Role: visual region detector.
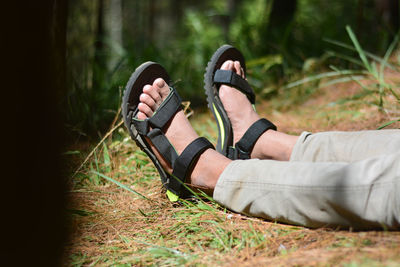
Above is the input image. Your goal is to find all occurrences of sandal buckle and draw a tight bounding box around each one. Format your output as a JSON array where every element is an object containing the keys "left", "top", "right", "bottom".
[{"left": 235, "top": 144, "right": 250, "bottom": 160}]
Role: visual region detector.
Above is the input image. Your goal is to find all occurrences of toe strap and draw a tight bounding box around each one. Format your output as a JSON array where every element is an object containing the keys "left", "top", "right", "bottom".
[
  {"left": 169, "top": 137, "right": 214, "bottom": 196},
  {"left": 149, "top": 87, "right": 182, "bottom": 129},
  {"left": 229, "top": 118, "right": 277, "bottom": 160},
  {"left": 132, "top": 87, "right": 182, "bottom": 135},
  {"left": 214, "top": 69, "right": 255, "bottom": 104}
]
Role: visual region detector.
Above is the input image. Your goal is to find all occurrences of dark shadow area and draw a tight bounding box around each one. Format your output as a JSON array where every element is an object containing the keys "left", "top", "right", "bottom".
[{"left": 1, "top": 1, "right": 67, "bottom": 266}]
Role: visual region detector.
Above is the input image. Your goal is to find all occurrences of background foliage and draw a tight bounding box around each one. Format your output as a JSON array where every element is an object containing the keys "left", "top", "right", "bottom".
[{"left": 66, "top": 0, "right": 399, "bottom": 137}]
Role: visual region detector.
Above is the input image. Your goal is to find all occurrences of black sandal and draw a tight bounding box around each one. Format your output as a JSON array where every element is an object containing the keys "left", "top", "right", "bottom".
[
  {"left": 204, "top": 45, "right": 277, "bottom": 160},
  {"left": 122, "top": 62, "right": 214, "bottom": 201}
]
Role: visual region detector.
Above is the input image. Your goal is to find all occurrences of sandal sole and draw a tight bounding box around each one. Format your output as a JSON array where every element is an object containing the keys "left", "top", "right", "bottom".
[
  {"left": 122, "top": 62, "right": 178, "bottom": 199},
  {"left": 203, "top": 45, "right": 247, "bottom": 157}
]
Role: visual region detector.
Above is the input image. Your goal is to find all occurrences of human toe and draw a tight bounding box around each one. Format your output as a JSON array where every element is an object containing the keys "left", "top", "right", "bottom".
[
  {"left": 221, "top": 60, "right": 234, "bottom": 71},
  {"left": 234, "top": 61, "right": 244, "bottom": 78},
  {"left": 137, "top": 111, "right": 147, "bottom": 120},
  {"left": 153, "top": 78, "right": 170, "bottom": 99},
  {"left": 138, "top": 102, "right": 153, "bottom": 118},
  {"left": 143, "top": 84, "right": 162, "bottom": 106}
]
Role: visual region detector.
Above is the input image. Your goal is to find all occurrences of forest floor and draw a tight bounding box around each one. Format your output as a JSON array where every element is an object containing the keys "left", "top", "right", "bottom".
[{"left": 63, "top": 66, "right": 400, "bottom": 266}]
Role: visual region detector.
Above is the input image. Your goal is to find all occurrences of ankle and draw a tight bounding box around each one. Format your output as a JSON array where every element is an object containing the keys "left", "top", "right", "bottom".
[
  {"left": 251, "top": 131, "right": 298, "bottom": 161},
  {"left": 190, "top": 149, "right": 231, "bottom": 191}
]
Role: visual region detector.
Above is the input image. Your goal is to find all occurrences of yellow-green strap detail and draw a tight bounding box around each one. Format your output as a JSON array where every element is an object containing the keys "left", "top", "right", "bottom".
[
  {"left": 166, "top": 190, "right": 179, "bottom": 202},
  {"left": 213, "top": 103, "right": 225, "bottom": 147}
]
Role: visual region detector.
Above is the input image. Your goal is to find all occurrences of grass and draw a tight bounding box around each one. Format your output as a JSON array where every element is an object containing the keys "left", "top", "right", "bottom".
[
  {"left": 283, "top": 26, "right": 400, "bottom": 130},
  {"left": 64, "top": 39, "right": 400, "bottom": 266},
  {"left": 65, "top": 87, "right": 400, "bottom": 266}
]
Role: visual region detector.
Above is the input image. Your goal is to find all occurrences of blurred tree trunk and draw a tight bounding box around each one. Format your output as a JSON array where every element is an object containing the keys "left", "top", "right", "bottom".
[
  {"left": 160, "top": 0, "right": 184, "bottom": 47},
  {"left": 262, "top": 0, "right": 297, "bottom": 55},
  {"left": 66, "top": 0, "right": 99, "bottom": 134},
  {"left": 375, "top": 0, "right": 399, "bottom": 34},
  {"left": 148, "top": 0, "right": 156, "bottom": 43},
  {"left": 172, "top": 0, "right": 183, "bottom": 25},
  {"left": 122, "top": 0, "right": 153, "bottom": 54},
  {"left": 93, "top": 0, "right": 106, "bottom": 91},
  {"left": 106, "top": 0, "right": 123, "bottom": 71},
  {"left": 122, "top": 0, "right": 186, "bottom": 51},
  {"left": 51, "top": 0, "right": 68, "bottom": 101},
  {"left": 223, "top": 0, "right": 242, "bottom": 42},
  {"left": 90, "top": 0, "right": 106, "bottom": 130},
  {"left": 356, "top": 0, "right": 365, "bottom": 36}
]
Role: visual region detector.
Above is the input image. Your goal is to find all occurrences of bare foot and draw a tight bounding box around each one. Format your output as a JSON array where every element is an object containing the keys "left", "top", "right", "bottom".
[
  {"left": 218, "top": 61, "right": 298, "bottom": 160},
  {"left": 137, "top": 78, "right": 230, "bottom": 191},
  {"left": 219, "top": 60, "right": 260, "bottom": 146}
]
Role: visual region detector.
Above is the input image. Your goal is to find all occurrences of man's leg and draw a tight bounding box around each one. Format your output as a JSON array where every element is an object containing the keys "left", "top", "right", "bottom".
[
  {"left": 219, "top": 60, "right": 400, "bottom": 162},
  {"left": 290, "top": 130, "right": 400, "bottom": 162},
  {"left": 214, "top": 152, "right": 400, "bottom": 230}
]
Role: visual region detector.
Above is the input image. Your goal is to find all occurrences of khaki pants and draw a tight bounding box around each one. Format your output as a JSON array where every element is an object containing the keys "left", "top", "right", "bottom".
[{"left": 213, "top": 130, "right": 400, "bottom": 229}]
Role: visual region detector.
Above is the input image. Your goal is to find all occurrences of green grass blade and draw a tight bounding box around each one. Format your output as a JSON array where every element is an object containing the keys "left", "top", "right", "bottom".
[
  {"left": 135, "top": 239, "right": 190, "bottom": 259},
  {"left": 333, "top": 90, "right": 375, "bottom": 105},
  {"left": 67, "top": 208, "right": 95, "bottom": 216},
  {"left": 319, "top": 75, "right": 364, "bottom": 88},
  {"left": 284, "top": 70, "right": 367, "bottom": 89},
  {"left": 324, "top": 38, "right": 398, "bottom": 71},
  {"left": 92, "top": 150, "right": 101, "bottom": 184},
  {"left": 326, "top": 50, "right": 364, "bottom": 67},
  {"left": 93, "top": 149, "right": 100, "bottom": 173},
  {"left": 102, "top": 142, "right": 111, "bottom": 172},
  {"left": 329, "top": 65, "right": 373, "bottom": 93},
  {"left": 346, "top": 25, "right": 371, "bottom": 72},
  {"left": 89, "top": 162, "right": 100, "bottom": 185},
  {"left": 389, "top": 87, "right": 400, "bottom": 102},
  {"left": 381, "top": 34, "right": 399, "bottom": 68},
  {"left": 92, "top": 171, "right": 150, "bottom": 200},
  {"left": 379, "top": 33, "right": 399, "bottom": 86},
  {"left": 370, "top": 62, "right": 379, "bottom": 78},
  {"left": 377, "top": 119, "right": 400, "bottom": 130}
]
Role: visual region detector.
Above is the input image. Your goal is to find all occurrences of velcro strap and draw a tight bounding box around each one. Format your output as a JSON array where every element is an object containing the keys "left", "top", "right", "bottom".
[
  {"left": 227, "top": 146, "right": 236, "bottom": 160},
  {"left": 170, "top": 137, "right": 214, "bottom": 193},
  {"left": 235, "top": 118, "right": 277, "bottom": 159},
  {"left": 149, "top": 87, "right": 182, "bottom": 129},
  {"left": 214, "top": 69, "right": 255, "bottom": 104},
  {"left": 147, "top": 128, "right": 178, "bottom": 166},
  {"left": 132, "top": 116, "right": 150, "bottom": 135}
]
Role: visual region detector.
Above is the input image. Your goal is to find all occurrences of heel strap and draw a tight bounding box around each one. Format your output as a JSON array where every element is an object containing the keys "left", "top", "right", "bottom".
[
  {"left": 228, "top": 118, "right": 276, "bottom": 160},
  {"left": 169, "top": 137, "right": 214, "bottom": 196}
]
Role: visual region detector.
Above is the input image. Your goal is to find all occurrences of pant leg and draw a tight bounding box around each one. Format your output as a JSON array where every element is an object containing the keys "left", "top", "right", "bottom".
[
  {"left": 213, "top": 152, "right": 400, "bottom": 230},
  {"left": 291, "top": 130, "right": 400, "bottom": 162}
]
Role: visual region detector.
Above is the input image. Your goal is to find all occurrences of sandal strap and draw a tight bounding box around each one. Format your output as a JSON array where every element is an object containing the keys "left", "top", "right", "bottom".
[
  {"left": 132, "top": 87, "right": 182, "bottom": 135},
  {"left": 130, "top": 84, "right": 214, "bottom": 195},
  {"left": 229, "top": 118, "right": 277, "bottom": 159},
  {"left": 149, "top": 87, "right": 182, "bottom": 129},
  {"left": 170, "top": 137, "right": 214, "bottom": 195},
  {"left": 213, "top": 69, "right": 255, "bottom": 104},
  {"left": 147, "top": 128, "right": 178, "bottom": 166}
]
